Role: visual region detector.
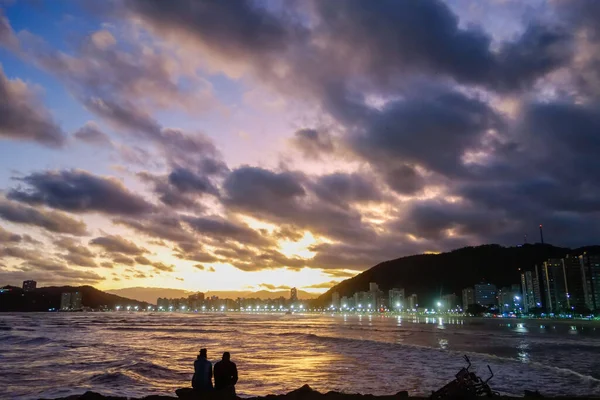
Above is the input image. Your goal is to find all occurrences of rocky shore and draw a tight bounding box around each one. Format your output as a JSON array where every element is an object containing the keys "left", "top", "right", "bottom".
[{"left": 41, "top": 384, "right": 598, "bottom": 400}]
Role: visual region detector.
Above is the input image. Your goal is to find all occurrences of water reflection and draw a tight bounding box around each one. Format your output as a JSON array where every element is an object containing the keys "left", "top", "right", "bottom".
[{"left": 517, "top": 342, "right": 530, "bottom": 362}]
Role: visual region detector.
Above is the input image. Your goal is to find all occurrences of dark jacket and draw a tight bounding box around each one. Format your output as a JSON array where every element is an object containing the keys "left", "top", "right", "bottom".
[
  {"left": 213, "top": 359, "right": 238, "bottom": 390},
  {"left": 192, "top": 356, "right": 213, "bottom": 390}
]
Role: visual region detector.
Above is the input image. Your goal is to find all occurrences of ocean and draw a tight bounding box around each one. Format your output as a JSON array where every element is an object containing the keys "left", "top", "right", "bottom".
[{"left": 1, "top": 313, "right": 600, "bottom": 399}]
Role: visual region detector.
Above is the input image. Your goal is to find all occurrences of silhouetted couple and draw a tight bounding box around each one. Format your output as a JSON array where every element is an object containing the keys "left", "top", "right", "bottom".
[{"left": 192, "top": 349, "right": 238, "bottom": 398}]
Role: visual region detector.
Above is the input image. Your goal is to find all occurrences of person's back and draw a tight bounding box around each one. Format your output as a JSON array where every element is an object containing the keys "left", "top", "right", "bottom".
[
  {"left": 214, "top": 352, "right": 238, "bottom": 396},
  {"left": 192, "top": 348, "right": 213, "bottom": 391}
]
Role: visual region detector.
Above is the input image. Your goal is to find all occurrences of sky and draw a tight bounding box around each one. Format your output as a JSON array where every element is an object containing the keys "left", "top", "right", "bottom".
[{"left": 0, "top": 0, "right": 599, "bottom": 294}]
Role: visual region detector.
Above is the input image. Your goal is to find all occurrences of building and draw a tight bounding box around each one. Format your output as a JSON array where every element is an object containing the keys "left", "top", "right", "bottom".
[
  {"left": 563, "top": 255, "right": 588, "bottom": 310},
  {"left": 157, "top": 297, "right": 169, "bottom": 310},
  {"left": 497, "top": 286, "right": 522, "bottom": 314},
  {"left": 340, "top": 296, "right": 351, "bottom": 309},
  {"left": 441, "top": 293, "right": 459, "bottom": 311},
  {"left": 462, "top": 287, "right": 475, "bottom": 308},
  {"left": 22, "top": 280, "right": 36, "bottom": 291},
  {"left": 474, "top": 283, "right": 497, "bottom": 307},
  {"left": 521, "top": 271, "right": 541, "bottom": 313},
  {"left": 60, "top": 293, "right": 72, "bottom": 310},
  {"left": 407, "top": 294, "right": 418, "bottom": 310},
  {"left": 331, "top": 292, "right": 340, "bottom": 309},
  {"left": 542, "top": 256, "right": 595, "bottom": 313},
  {"left": 354, "top": 291, "right": 368, "bottom": 309},
  {"left": 389, "top": 288, "right": 405, "bottom": 310},
  {"left": 542, "top": 259, "right": 569, "bottom": 313},
  {"left": 71, "top": 292, "right": 82, "bottom": 310},
  {"left": 582, "top": 254, "right": 600, "bottom": 310},
  {"left": 290, "top": 287, "right": 298, "bottom": 303},
  {"left": 369, "top": 282, "right": 379, "bottom": 292}
]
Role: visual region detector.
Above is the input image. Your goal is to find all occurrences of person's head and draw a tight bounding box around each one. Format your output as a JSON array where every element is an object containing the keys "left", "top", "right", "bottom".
[
  {"left": 222, "top": 352, "right": 230, "bottom": 361},
  {"left": 199, "top": 348, "right": 207, "bottom": 358}
]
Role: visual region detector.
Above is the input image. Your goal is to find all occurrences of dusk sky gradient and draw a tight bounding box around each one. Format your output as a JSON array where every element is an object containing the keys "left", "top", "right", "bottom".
[{"left": 0, "top": 0, "right": 599, "bottom": 293}]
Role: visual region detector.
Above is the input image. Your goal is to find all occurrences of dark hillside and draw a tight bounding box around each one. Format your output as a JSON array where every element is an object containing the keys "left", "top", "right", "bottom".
[{"left": 318, "top": 244, "right": 598, "bottom": 306}]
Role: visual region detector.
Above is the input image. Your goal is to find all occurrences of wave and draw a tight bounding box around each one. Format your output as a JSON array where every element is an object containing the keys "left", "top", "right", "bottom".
[
  {"left": 107, "top": 326, "right": 233, "bottom": 334},
  {"left": 88, "top": 371, "right": 139, "bottom": 386},
  {"left": 0, "top": 335, "right": 54, "bottom": 346}
]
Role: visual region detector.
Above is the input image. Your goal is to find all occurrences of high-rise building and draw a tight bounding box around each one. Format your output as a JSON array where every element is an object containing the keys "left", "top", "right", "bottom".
[
  {"left": 521, "top": 271, "right": 538, "bottom": 312},
  {"left": 60, "top": 293, "right": 72, "bottom": 310},
  {"left": 389, "top": 288, "right": 405, "bottom": 310},
  {"left": 462, "top": 287, "right": 475, "bottom": 308},
  {"left": 290, "top": 287, "right": 298, "bottom": 303},
  {"left": 22, "top": 280, "right": 36, "bottom": 291},
  {"left": 474, "top": 283, "right": 497, "bottom": 307},
  {"left": 563, "top": 255, "right": 588, "bottom": 310},
  {"left": 582, "top": 254, "right": 600, "bottom": 310},
  {"left": 407, "top": 294, "right": 418, "bottom": 310},
  {"left": 71, "top": 292, "right": 82, "bottom": 310},
  {"left": 369, "top": 282, "right": 379, "bottom": 292},
  {"left": 533, "top": 265, "right": 543, "bottom": 308},
  {"left": 354, "top": 291, "right": 367, "bottom": 308},
  {"left": 340, "top": 296, "right": 351, "bottom": 309},
  {"left": 331, "top": 292, "right": 340, "bottom": 308},
  {"left": 441, "top": 293, "right": 459, "bottom": 310},
  {"left": 542, "top": 259, "right": 569, "bottom": 313}
]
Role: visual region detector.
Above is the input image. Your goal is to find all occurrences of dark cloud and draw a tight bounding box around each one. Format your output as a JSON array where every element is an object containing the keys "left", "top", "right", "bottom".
[
  {"left": 89, "top": 235, "right": 147, "bottom": 255},
  {"left": 0, "top": 225, "right": 24, "bottom": 243},
  {"left": 0, "top": 64, "right": 65, "bottom": 147},
  {"left": 125, "top": 0, "right": 291, "bottom": 64},
  {"left": 114, "top": 214, "right": 195, "bottom": 243},
  {"left": 53, "top": 237, "right": 98, "bottom": 268},
  {"left": 73, "top": 121, "right": 113, "bottom": 147},
  {"left": 303, "top": 281, "right": 338, "bottom": 289},
  {"left": 8, "top": 170, "right": 154, "bottom": 215},
  {"left": 150, "top": 262, "right": 175, "bottom": 273},
  {"left": 138, "top": 167, "right": 219, "bottom": 210},
  {"left": 110, "top": 255, "right": 135, "bottom": 266},
  {"left": 0, "top": 257, "right": 104, "bottom": 286},
  {"left": 259, "top": 283, "right": 292, "bottom": 290},
  {"left": 194, "top": 264, "right": 216, "bottom": 272},
  {"left": 0, "top": 199, "right": 88, "bottom": 235},
  {"left": 224, "top": 166, "right": 376, "bottom": 243},
  {"left": 311, "top": 172, "right": 382, "bottom": 207},
  {"left": 292, "top": 129, "right": 335, "bottom": 160},
  {"left": 349, "top": 85, "right": 498, "bottom": 180},
  {"left": 183, "top": 215, "right": 273, "bottom": 247}
]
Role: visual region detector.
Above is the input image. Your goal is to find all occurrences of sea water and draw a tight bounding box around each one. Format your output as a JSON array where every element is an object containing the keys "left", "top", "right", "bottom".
[{"left": 1, "top": 313, "right": 600, "bottom": 399}]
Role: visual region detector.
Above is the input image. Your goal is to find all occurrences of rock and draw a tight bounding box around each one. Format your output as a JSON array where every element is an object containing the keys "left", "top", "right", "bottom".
[
  {"left": 79, "top": 392, "right": 127, "bottom": 400},
  {"left": 524, "top": 390, "right": 544, "bottom": 398},
  {"left": 175, "top": 388, "right": 196, "bottom": 399}
]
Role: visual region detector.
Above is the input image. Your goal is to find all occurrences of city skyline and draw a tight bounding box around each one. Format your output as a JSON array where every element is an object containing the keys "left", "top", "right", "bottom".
[{"left": 1, "top": 1, "right": 600, "bottom": 292}]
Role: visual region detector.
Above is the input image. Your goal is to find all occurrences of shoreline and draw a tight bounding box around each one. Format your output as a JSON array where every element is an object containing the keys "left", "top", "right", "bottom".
[{"left": 40, "top": 384, "right": 598, "bottom": 400}]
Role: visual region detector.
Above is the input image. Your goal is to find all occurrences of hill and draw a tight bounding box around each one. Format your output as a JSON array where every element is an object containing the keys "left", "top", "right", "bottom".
[
  {"left": 317, "top": 243, "right": 600, "bottom": 307},
  {"left": 106, "top": 287, "right": 319, "bottom": 303},
  {"left": 0, "top": 285, "right": 149, "bottom": 312}
]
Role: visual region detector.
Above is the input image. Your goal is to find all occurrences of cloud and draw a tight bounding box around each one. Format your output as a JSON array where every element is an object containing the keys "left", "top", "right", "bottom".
[
  {"left": 53, "top": 237, "right": 98, "bottom": 268},
  {"left": 292, "top": 129, "right": 335, "bottom": 160},
  {"left": 183, "top": 215, "right": 273, "bottom": 247},
  {"left": 114, "top": 214, "right": 196, "bottom": 243},
  {"left": 73, "top": 121, "right": 113, "bottom": 147},
  {"left": 89, "top": 235, "right": 147, "bottom": 255},
  {"left": 259, "top": 283, "right": 291, "bottom": 290},
  {"left": 0, "top": 199, "right": 88, "bottom": 235},
  {"left": 303, "top": 281, "right": 339, "bottom": 289},
  {"left": 0, "top": 225, "right": 24, "bottom": 243},
  {"left": 0, "top": 256, "right": 104, "bottom": 286},
  {"left": 0, "top": 64, "right": 65, "bottom": 146},
  {"left": 8, "top": 169, "right": 154, "bottom": 215},
  {"left": 311, "top": 172, "right": 382, "bottom": 207}
]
